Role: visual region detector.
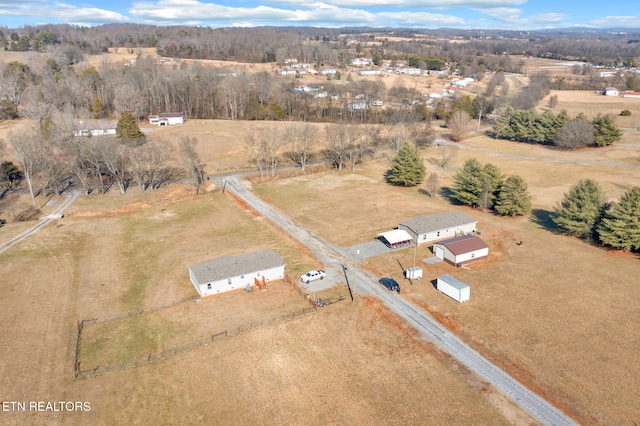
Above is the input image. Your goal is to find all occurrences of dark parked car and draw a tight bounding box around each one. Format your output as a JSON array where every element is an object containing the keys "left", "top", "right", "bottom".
[{"left": 379, "top": 277, "right": 400, "bottom": 293}]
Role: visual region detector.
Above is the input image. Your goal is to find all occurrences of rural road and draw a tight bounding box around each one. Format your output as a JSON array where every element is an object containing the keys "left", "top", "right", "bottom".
[
  {"left": 225, "top": 176, "right": 577, "bottom": 426},
  {"left": 0, "top": 191, "right": 79, "bottom": 255}
]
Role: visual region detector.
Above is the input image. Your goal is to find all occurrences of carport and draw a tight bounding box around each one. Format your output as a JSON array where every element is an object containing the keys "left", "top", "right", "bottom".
[{"left": 377, "top": 229, "right": 413, "bottom": 249}]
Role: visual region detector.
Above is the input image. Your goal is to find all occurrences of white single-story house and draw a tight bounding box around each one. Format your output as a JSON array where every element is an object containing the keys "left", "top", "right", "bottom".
[
  {"left": 357, "top": 69, "right": 381, "bottom": 76},
  {"left": 148, "top": 112, "right": 185, "bottom": 125},
  {"left": 73, "top": 120, "right": 117, "bottom": 137},
  {"left": 188, "top": 249, "right": 285, "bottom": 297},
  {"left": 401, "top": 68, "right": 421, "bottom": 75},
  {"left": 377, "top": 229, "right": 413, "bottom": 249},
  {"left": 623, "top": 90, "right": 640, "bottom": 99},
  {"left": 604, "top": 87, "right": 619, "bottom": 96},
  {"left": 279, "top": 69, "right": 297, "bottom": 76},
  {"left": 321, "top": 68, "right": 337, "bottom": 75},
  {"left": 398, "top": 212, "right": 477, "bottom": 246},
  {"left": 433, "top": 234, "right": 488, "bottom": 267}
]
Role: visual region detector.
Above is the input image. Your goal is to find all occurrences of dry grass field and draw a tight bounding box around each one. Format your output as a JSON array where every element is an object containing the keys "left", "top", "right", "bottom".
[
  {"left": 253, "top": 134, "right": 640, "bottom": 424},
  {"left": 0, "top": 181, "right": 523, "bottom": 425},
  {"left": 1, "top": 53, "right": 639, "bottom": 424}
]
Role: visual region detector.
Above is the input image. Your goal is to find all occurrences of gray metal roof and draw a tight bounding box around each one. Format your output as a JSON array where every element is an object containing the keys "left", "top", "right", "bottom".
[
  {"left": 398, "top": 211, "right": 477, "bottom": 235},
  {"left": 438, "top": 274, "right": 469, "bottom": 290},
  {"left": 188, "top": 249, "right": 285, "bottom": 285}
]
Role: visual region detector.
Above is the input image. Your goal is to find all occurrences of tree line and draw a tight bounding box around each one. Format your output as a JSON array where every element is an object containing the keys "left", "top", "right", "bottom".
[
  {"left": 553, "top": 179, "right": 640, "bottom": 252},
  {"left": 491, "top": 108, "right": 622, "bottom": 149}
]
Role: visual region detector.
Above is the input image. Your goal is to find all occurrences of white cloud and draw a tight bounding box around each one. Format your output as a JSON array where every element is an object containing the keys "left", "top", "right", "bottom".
[
  {"left": 0, "top": 1, "right": 128, "bottom": 23},
  {"left": 529, "top": 12, "right": 565, "bottom": 24},
  {"left": 130, "top": 0, "right": 376, "bottom": 25},
  {"left": 270, "top": 0, "right": 526, "bottom": 8},
  {"left": 587, "top": 15, "right": 640, "bottom": 28},
  {"left": 477, "top": 7, "right": 523, "bottom": 23},
  {"left": 377, "top": 11, "right": 467, "bottom": 26}
]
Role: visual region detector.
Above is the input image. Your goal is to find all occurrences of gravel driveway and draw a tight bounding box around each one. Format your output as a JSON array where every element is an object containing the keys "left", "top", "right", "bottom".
[{"left": 226, "top": 176, "right": 577, "bottom": 426}]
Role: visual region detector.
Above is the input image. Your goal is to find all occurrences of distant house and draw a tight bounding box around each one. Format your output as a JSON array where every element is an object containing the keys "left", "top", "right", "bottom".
[
  {"left": 351, "top": 58, "right": 371, "bottom": 67},
  {"left": 398, "top": 212, "right": 477, "bottom": 246},
  {"left": 73, "top": 120, "right": 117, "bottom": 137},
  {"left": 278, "top": 69, "right": 297, "bottom": 76},
  {"left": 377, "top": 229, "right": 413, "bottom": 249},
  {"left": 433, "top": 234, "right": 489, "bottom": 267},
  {"left": 188, "top": 249, "right": 285, "bottom": 297},
  {"left": 604, "top": 87, "right": 619, "bottom": 96},
  {"left": 401, "top": 68, "right": 421, "bottom": 75},
  {"left": 598, "top": 71, "right": 616, "bottom": 78},
  {"left": 356, "top": 69, "right": 381, "bottom": 76},
  {"left": 623, "top": 90, "right": 640, "bottom": 98},
  {"left": 320, "top": 68, "right": 337, "bottom": 76},
  {"left": 148, "top": 112, "right": 185, "bottom": 125}
]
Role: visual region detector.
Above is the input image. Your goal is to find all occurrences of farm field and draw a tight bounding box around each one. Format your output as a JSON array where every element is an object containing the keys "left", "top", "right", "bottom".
[
  {"left": 0, "top": 181, "right": 522, "bottom": 425},
  {"left": 2, "top": 51, "right": 640, "bottom": 425},
  {"left": 253, "top": 137, "right": 640, "bottom": 424}
]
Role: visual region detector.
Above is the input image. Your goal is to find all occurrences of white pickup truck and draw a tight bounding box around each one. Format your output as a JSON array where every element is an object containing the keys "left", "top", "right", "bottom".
[{"left": 299, "top": 270, "right": 326, "bottom": 284}]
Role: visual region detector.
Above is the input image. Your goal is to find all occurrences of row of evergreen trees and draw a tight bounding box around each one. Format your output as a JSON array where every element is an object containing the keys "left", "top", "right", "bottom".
[
  {"left": 553, "top": 179, "right": 640, "bottom": 251},
  {"left": 491, "top": 107, "right": 622, "bottom": 147},
  {"left": 451, "top": 158, "right": 532, "bottom": 216}
]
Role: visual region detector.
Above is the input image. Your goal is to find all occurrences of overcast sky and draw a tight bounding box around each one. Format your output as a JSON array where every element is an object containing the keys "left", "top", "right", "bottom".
[{"left": 1, "top": 0, "right": 639, "bottom": 30}]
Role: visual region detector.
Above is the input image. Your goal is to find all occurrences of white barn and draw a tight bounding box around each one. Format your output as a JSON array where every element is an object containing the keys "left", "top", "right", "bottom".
[
  {"left": 432, "top": 234, "right": 489, "bottom": 267},
  {"left": 188, "top": 249, "right": 285, "bottom": 297},
  {"left": 398, "top": 212, "right": 477, "bottom": 246},
  {"left": 604, "top": 87, "right": 619, "bottom": 96}
]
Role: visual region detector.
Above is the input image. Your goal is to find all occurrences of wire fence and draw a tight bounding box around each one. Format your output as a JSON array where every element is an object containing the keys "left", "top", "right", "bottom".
[
  {"left": 74, "top": 276, "right": 321, "bottom": 379},
  {"left": 74, "top": 306, "right": 316, "bottom": 379}
]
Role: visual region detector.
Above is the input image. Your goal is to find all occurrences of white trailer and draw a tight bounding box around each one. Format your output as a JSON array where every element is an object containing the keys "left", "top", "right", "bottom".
[
  {"left": 405, "top": 267, "right": 422, "bottom": 280},
  {"left": 436, "top": 274, "right": 470, "bottom": 303}
]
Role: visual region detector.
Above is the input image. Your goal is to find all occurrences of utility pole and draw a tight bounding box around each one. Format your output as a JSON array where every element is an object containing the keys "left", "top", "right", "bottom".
[{"left": 353, "top": 247, "right": 360, "bottom": 303}]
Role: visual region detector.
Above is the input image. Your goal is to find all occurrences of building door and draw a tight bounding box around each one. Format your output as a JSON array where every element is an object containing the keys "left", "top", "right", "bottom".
[{"left": 435, "top": 246, "right": 444, "bottom": 259}]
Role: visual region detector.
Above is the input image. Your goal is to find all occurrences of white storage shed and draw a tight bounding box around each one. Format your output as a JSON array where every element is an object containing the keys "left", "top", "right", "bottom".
[
  {"left": 188, "top": 249, "right": 285, "bottom": 297},
  {"left": 436, "top": 274, "right": 470, "bottom": 303}
]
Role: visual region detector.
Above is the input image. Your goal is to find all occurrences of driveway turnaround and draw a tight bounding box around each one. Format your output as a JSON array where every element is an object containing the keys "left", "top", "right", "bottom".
[{"left": 226, "top": 176, "right": 577, "bottom": 426}]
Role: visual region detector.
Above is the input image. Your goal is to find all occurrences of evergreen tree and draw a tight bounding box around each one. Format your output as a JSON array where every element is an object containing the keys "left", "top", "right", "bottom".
[
  {"left": 479, "top": 163, "right": 504, "bottom": 211},
  {"left": 387, "top": 141, "right": 425, "bottom": 187},
  {"left": 494, "top": 175, "right": 532, "bottom": 216},
  {"left": 451, "top": 158, "right": 484, "bottom": 207},
  {"left": 116, "top": 110, "right": 146, "bottom": 146},
  {"left": 553, "top": 179, "right": 608, "bottom": 238},
  {"left": 592, "top": 114, "right": 622, "bottom": 146},
  {"left": 597, "top": 187, "right": 640, "bottom": 251}
]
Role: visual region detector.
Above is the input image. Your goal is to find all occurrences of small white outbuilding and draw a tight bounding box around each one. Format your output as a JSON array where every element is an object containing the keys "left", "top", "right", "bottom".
[{"left": 436, "top": 274, "right": 470, "bottom": 303}]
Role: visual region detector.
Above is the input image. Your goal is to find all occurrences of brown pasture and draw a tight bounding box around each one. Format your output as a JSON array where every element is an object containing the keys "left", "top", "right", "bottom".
[
  {"left": 253, "top": 135, "right": 640, "bottom": 424},
  {"left": 0, "top": 181, "right": 522, "bottom": 425},
  {"left": 1, "top": 55, "right": 639, "bottom": 425}
]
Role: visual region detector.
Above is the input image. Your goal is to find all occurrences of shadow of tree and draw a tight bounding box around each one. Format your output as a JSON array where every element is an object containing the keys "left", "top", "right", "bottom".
[
  {"left": 439, "top": 186, "right": 459, "bottom": 204},
  {"left": 530, "top": 208, "right": 560, "bottom": 232}
]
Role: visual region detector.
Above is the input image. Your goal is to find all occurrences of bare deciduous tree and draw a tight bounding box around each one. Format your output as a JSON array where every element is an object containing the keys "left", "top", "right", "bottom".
[
  {"left": 324, "top": 123, "right": 355, "bottom": 171},
  {"left": 247, "top": 127, "right": 283, "bottom": 179},
  {"left": 180, "top": 136, "right": 206, "bottom": 194},
  {"left": 285, "top": 123, "right": 317, "bottom": 173},
  {"left": 425, "top": 172, "right": 439, "bottom": 197},
  {"left": 10, "top": 130, "right": 45, "bottom": 208},
  {"left": 447, "top": 111, "right": 472, "bottom": 142},
  {"left": 554, "top": 118, "right": 595, "bottom": 150},
  {"left": 438, "top": 143, "right": 459, "bottom": 169}
]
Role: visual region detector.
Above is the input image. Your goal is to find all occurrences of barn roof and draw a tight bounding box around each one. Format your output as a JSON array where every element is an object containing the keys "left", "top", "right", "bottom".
[
  {"left": 435, "top": 234, "right": 488, "bottom": 255},
  {"left": 398, "top": 212, "right": 476, "bottom": 235},
  {"left": 188, "top": 249, "right": 284, "bottom": 285},
  {"left": 377, "top": 229, "right": 413, "bottom": 245}
]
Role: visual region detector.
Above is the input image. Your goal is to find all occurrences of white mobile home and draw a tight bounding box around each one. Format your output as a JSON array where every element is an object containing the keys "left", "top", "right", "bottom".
[
  {"left": 188, "top": 249, "right": 285, "bottom": 297},
  {"left": 148, "top": 112, "right": 185, "bottom": 125},
  {"left": 436, "top": 274, "right": 470, "bottom": 303},
  {"left": 398, "top": 212, "right": 477, "bottom": 246}
]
